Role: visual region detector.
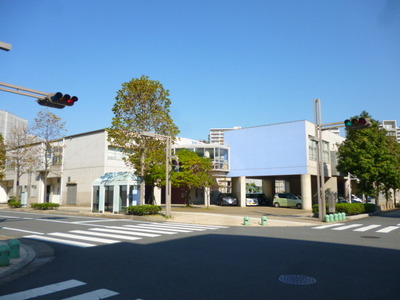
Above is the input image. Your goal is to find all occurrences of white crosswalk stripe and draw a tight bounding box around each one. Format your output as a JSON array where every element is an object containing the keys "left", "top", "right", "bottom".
[
  {"left": 23, "top": 222, "right": 226, "bottom": 248},
  {"left": 312, "top": 223, "right": 400, "bottom": 233},
  {"left": 0, "top": 279, "right": 119, "bottom": 299}
]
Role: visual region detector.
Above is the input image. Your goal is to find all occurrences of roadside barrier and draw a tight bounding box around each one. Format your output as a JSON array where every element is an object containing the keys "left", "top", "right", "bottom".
[
  {"left": 261, "top": 216, "right": 268, "bottom": 225},
  {"left": 324, "top": 213, "right": 347, "bottom": 223},
  {"left": 0, "top": 239, "right": 21, "bottom": 267}
]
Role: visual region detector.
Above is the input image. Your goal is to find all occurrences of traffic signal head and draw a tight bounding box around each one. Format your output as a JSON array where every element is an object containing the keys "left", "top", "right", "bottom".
[
  {"left": 46, "top": 92, "right": 78, "bottom": 107},
  {"left": 37, "top": 98, "right": 65, "bottom": 109},
  {"left": 344, "top": 118, "right": 371, "bottom": 129}
]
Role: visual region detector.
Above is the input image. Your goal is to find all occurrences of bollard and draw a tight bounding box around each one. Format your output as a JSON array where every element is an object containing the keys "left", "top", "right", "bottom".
[
  {"left": 8, "top": 239, "right": 20, "bottom": 259},
  {"left": 341, "top": 212, "right": 346, "bottom": 220},
  {"left": 339, "top": 213, "right": 344, "bottom": 221},
  {"left": 324, "top": 215, "right": 330, "bottom": 222},
  {"left": 333, "top": 214, "right": 339, "bottom": 222},
  {"left": 261, "top": 216, "right": 268, "bottom": 226},
  {"left": 244, "top": 216, "right": 251, "bottom": 226},
  {"left": 0, "top": 245, "right": 10, "bottom": 267}
]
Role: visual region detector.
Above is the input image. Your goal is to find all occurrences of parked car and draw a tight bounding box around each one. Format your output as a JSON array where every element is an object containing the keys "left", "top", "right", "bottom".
[
  {"left": 273, "top": 193, "right": 302, "bottom": 209},
  {"left": 351, "top": 194, "right": 362, "bottom": 203},
  {"left": 246, "top": 193, "right": 271, "bottom": 206},
  {"left": 245, "top": 194, "right": 259, "bottom": 206},
  {"left": 217, "top": 193, "right": 238, "bottom": 206}
]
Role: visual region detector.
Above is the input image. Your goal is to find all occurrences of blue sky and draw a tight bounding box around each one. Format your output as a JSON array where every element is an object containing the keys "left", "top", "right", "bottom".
[{"left": 1, "top": 0, "right": 399, "bottom": 141}]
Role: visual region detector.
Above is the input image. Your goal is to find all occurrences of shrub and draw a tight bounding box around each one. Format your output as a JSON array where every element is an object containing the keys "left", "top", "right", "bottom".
[
  {"left": 313, "top": 203, "right": 376, "bottom": 216},
  {"left": 125, "top": 205, "right": 162, "bottom": 216},
  {"left": 31, "top": 203, "right": 60, "bottom": 210},
  {"left": 8, "top": 200, "right": 22, "bottom": 208}
]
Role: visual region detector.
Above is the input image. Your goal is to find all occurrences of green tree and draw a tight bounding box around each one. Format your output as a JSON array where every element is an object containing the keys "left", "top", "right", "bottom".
[
  {"left": 337, "top": 111, "right": 398, "bottom": 205},
  {"left": 107, "top": 75, "right": 180, "bottom": 205},
  {"left": 171, "top": 149, "right": 214, "bottom": 206},
  {"left": 32, "top": 109, "right": 66, "bottom": 203}
]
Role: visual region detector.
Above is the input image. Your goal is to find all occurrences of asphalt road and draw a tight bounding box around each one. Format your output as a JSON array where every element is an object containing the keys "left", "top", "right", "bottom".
[{"left": 0, "top": 211, "right": 399, "bottom": 299}]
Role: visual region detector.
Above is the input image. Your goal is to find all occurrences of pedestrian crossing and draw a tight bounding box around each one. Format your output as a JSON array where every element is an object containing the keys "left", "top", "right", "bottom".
[
  {"left": 0, "top": 279, "right": 119, "bottom": 300},
  {"left": 312, "top": 223, "right": 400, "bottom": 233},
  {"left": 23, "top": 222, "right": 227, "bottom": 248}
]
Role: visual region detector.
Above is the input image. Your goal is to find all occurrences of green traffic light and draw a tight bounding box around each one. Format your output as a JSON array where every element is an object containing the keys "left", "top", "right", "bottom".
[{"left": 344, "top": 119, "right": 353, "bottom": 127}]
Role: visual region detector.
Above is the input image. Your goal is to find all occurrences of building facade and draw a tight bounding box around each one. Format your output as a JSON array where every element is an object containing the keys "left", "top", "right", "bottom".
[
  {"left": 381, "top": 120, "right": 400, "bottom": 143},
  {"left": 225, "top": 120, "right": 346, "bottom": 210},
  {"left": 0, "top": 110, "right": 28, "bottom": 141}
]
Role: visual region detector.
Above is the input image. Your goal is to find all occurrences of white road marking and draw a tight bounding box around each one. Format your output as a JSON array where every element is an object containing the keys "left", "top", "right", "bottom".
[
  {"left": 62, "top": 288, "right": 119, "bottom": 300},
  {"left": 119, "top": 225, "right": 178, "bottom": 235},
  {"left": 1, "top": 227, "right": 44, "bottom": 235},
  {"left": 0, "top": 279, "right": 85, "bottom": 300},
  {"left": 353, "top": 225, "right": 381, "bottom": 232},
  {"left": 24, "top": 235, "right": 95, "bottom": 248},
  {"left": 376, "top": 226, "right": 400, "bottom": 233},
  {"left": 332, "top": 224, "right": 363, "bottom": 231},
  {"left": 48, "top": 232, "right": 119, "bottom": 244},
  {"left": 90, "top": 228, "right": 160, "bottom": 237},
  {"left": 312, "top": 223, "right": 345, "bottom": 229},
  {"left": 133, "top": 224, "right": 193, "bottom": 233},
  {"left": 69, "top": 230, "right": 142, "bottom": 241}
]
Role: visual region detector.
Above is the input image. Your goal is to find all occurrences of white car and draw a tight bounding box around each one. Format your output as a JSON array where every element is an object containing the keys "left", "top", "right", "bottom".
[{"left": 351, "top": 194, "right": 362, "bottom": 203}]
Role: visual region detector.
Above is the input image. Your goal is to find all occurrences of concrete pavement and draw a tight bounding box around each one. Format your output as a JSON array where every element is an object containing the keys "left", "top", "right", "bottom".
[{"left": 0, "top": 203, "right": 364, "bottom": 283}]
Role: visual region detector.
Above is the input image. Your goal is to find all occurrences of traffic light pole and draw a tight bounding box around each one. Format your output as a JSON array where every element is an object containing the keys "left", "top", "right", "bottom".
[
  {"left": 0, "top": 82, "right": 48, "bottom": 99},
  {"left": 314, "top": 99, "right": 346, "bottom": 221}
]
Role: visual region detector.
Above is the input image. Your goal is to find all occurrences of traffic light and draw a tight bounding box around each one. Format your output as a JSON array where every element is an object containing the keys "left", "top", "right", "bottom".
[
  {"left": 171, "top": 158, "right": 183, "bottom": 172},
  {"left": 37, "top": 92, "right": 78, "bottom": 109},
  {"left": 344, "top": 118, "right": 371, "bottom": 129},
  {"left": 37, "top": 98, "right": 65, "bottom": 109}
]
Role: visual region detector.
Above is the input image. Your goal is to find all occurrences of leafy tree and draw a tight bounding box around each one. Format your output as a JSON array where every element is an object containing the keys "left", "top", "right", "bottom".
[
  {"left": 32, "top": 109, "right": 66, "bottom": 203},
  {"left": 6, "top": 123, "right": 39, "bottom": 199},
  {"left": 107, "top": 75, "right": 180, "bottom": 205},
  {"left": 337, "top": 111, "right": 400, "bottom": 205},
  {"left": 0, "top": 134, "right": 6, "bottom": 181},
  {"left": 171, "top": 149, "right": 214, "bottom": 206}
]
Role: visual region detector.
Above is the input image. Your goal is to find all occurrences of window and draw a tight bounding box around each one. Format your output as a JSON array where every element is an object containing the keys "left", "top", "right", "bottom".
[
  {"left": 107, "top": 146, "right": 125, "bottom": 160},
  {"left": 308, "top": 138, "right": 317, "bottom": 161},
  {"left": 51, "top": 146, "right": 63, "bottom": 165},
  {"left": 322, "top": 141, "right": 330, "bottom": 164}
]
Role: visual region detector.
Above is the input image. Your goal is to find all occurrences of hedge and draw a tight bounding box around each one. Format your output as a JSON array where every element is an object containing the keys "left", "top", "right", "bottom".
[
  {"left": 313, "top": 203, "right": 376, "bottom": 216},
  {"left": 8, "top": 200, "right": 22, "bottom": 208},
  {"left": 31, "top": 203, "right": 60, "bottom": 210},
  {"left": 125, "top": 205, "right": 162, "bottom": 216}
]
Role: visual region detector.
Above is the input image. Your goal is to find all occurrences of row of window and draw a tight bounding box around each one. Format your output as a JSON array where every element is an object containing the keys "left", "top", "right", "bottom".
[{"left": 308, "top": 138, "right": 330, "bottom": 163}]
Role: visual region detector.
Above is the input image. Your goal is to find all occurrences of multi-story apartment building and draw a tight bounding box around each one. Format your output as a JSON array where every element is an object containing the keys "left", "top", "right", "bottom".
[
  {"left": 208, "top": 127, "right": 241, "bottom": 144},
  {"left": 0, "top": 110, "right": 28, "bottom": 141},
  {"left": 381, "top": 120, "right": 400, "bottom": 143}
]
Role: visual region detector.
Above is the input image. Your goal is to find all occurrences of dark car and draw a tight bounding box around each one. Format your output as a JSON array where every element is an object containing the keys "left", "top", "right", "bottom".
[
  {"left": 246, "top": 193, "right": 271, "bottom": 206},
  {"left": 217, "top": 193, "right": 238, "bottom": 206}
]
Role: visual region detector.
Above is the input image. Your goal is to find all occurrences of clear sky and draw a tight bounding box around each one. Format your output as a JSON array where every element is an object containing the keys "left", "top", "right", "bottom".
[{"left": 1, "top": 0, "right": 399, "bottom": 141}]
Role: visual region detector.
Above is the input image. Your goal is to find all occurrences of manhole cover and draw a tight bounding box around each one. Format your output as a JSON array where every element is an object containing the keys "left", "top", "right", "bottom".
[{"left": 278, "top": 275, "right": 317, "bottom": 285}]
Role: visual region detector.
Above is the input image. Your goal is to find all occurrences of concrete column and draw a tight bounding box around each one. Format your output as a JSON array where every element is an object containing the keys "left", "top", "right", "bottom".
[
  {"left": 232, "top": 176, "right": 247, "bottom": 207},
  {"left": 204, "top": 187, "right": 210, "bottom": 207},
  {"left": 262, "top": 179, "right": 274, "bottom": 199},
  {"left": 153, "top": 186, "right": 161, "bottom": 205},
  {"left": 301, "top": 174, "right": 312, "bottom": 210}
]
